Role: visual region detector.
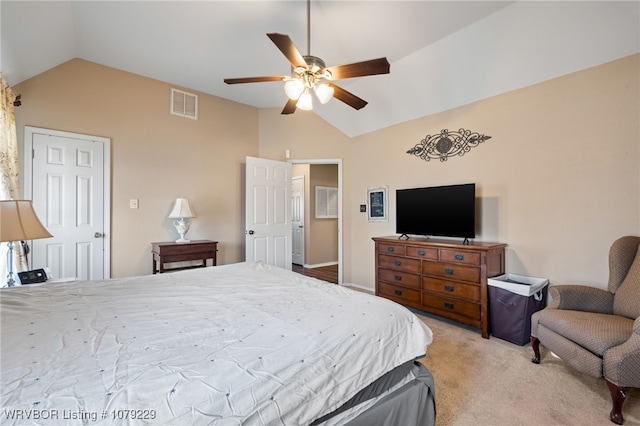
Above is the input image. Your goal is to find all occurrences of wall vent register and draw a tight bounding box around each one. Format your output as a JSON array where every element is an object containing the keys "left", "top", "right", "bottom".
[{"left": 171, "top": 88, "right": 198, "bottom": 120}]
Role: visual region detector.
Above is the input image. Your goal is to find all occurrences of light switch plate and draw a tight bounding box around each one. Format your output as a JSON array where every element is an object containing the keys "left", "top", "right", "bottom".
[{"left": 130, "top": 199, "right": 139, "bottom": 209}]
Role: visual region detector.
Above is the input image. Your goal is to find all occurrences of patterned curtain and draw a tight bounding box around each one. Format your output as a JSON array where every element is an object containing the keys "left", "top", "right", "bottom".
[
  {"left": 1, "top": 73, "right": 27, "bottom": 286},
  {"left": 0, "top": 74, "right": 19, "bottom": 198}
]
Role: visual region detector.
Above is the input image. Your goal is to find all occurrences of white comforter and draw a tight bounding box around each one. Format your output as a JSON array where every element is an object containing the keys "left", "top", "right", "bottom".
[{"left": 1, "top": 262, "right": 432, "bottom": 425}]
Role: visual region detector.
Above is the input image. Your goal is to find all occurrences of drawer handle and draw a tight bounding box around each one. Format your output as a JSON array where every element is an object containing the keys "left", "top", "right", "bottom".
[
  {"left": 394, "top": 260, "right": 402, "bottom": 267},
  {"left": 444, "top": 302, "right": 455, "bottom": 309},
  {"left": 454, "top": 254, "right": 464, "bottom": 261},
  {"left": 387, "top": 247, "right": 395, "bottom": 252},
  {"left": 394, "top": 289, "right": 403, "bottom": 296},
  {"left": 417, "top": 250, "right": 426, "bottom": 256},
  {"left": 394, "top": 275, "right": 402, "bottom": 281},
  {"left": 444, "top": 284, "right": 455, "bottom": 292},
  {"left": 444, "top": 268, "right": 455, "bottom": 275}
]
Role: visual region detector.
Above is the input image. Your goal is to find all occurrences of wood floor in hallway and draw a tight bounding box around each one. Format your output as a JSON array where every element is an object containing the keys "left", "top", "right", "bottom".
[{"left": 292, "top": 264, "right": 338, "bottom": 284}]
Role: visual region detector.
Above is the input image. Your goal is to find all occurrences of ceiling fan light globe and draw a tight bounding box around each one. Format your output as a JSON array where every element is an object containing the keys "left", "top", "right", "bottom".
[
  {"left": 315, "top": 83, "right": 334, "bottom": 104},
  {"left": 297, "top": 91, "right": 313, "bottom": 110},
  {"left": 284, "top": 79, "right": 305, "bottom": 100}
]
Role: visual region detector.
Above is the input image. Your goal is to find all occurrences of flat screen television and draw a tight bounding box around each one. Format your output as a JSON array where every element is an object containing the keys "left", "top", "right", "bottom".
[{"left": 396, "top": 183, "right": 476, "bottom": 241}]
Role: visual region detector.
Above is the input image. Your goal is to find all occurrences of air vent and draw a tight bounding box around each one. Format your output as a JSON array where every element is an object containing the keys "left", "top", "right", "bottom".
[{"left": 170, "top": 88, "right": 198, "bottom": 120}]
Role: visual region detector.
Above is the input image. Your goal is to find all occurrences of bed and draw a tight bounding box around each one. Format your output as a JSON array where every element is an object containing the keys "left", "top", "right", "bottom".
[{"left": 1, "top": 262, "right": 435, "bottom": 425}]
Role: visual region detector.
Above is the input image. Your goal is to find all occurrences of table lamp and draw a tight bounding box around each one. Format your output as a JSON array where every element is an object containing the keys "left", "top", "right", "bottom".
[
  {"left": 0, "top": 200, "right": 53, "bottom": 287},
  {"left": 168, "top": 198, "right": 195, "bottom": 243}
]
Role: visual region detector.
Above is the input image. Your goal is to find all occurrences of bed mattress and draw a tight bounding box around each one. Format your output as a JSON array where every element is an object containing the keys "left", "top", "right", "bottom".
[{"left": 1, "top": 262, "right": 433, "bottom": 425}]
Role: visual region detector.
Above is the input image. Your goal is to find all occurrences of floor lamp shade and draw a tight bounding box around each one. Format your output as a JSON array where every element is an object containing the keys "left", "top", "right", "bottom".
[{"left": 0, "top": 200, "right": 52, "bottom": 242}]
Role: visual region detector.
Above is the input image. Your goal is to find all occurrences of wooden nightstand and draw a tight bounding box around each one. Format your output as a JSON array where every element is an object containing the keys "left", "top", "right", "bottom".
[{"left": 151, "top": 240, "right": 218, "bottom": 274}]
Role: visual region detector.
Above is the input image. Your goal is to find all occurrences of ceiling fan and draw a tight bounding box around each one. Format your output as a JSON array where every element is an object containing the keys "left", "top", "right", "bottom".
[{"left": 223, "top": 0, "right": 390, "bottom": 115}]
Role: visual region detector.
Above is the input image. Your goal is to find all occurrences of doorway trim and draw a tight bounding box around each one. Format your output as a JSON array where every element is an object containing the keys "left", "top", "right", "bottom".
[
  {"left": 290, "top": 159, "right": 342, "bottom": 285},
  {"left": 22, "top": 126, "right": 112, "bottom": 279}
]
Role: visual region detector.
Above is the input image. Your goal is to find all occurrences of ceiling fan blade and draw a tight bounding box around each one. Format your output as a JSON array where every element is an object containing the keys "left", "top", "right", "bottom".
[
  {"left": 224, "top": 76, "right": 285, "bottom": 84},
  {"left": 327, "top": 83, "right": 368, "bottom": 110},
  {"left": 325, "top": 58, "right": 390, "bottom": 80},
  {"left": 267, "top": 33, "right": 308, "bottom": 68},
  {"left": 281, "top": 98, "right": 298, "bottom": 115}
]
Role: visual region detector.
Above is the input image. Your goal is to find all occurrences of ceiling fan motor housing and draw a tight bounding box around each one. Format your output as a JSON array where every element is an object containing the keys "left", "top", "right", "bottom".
[
  {"left": 302, "top": 56, "right": 325, "bottom": 73},
  {"left": 293, "top": 55, "right": 331, "bottom": 83}
]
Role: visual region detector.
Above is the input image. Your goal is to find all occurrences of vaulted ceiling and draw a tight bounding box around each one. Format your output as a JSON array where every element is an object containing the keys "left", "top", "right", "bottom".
[{"left": 2, "top": 1, "right": 638, "bottom": 137}]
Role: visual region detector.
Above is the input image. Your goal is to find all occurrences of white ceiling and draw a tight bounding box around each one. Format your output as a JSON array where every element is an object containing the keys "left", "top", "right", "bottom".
[{"left": 1, "top": 1, "right": 639, "bottom": 137}]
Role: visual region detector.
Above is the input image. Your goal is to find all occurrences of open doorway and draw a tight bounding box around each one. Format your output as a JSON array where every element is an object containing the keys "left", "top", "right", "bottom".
[{"left": 290, "top": 159, "right": 342, "bottom": 284}]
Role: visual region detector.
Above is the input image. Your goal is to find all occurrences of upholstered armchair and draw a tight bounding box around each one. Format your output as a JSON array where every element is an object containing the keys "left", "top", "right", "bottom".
[{"left": 530, "top": 236, "right": 640, "bottom": 425}]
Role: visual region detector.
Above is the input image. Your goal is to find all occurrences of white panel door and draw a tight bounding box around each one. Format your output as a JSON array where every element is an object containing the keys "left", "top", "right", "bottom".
[
  {"left": 245, "top": 156, "right": 292, "bottom": 269},
  {"left": 27, "top": 129, "right": 110, "bottom": 280},
  {"left": 291, "top": 176, "right": 305, "bottom": 265}
]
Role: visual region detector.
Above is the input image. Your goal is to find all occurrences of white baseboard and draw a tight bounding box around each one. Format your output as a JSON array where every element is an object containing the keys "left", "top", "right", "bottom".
[
  {"left": 303, "top": 261, "right": 338, "bottom": 269},
  {"left": 343, "top": 282, "right": 375, "bottom": 294}
]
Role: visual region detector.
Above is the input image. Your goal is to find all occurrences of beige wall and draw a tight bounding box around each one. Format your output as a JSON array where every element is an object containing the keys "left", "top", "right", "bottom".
[
  {"left": 14, "top": 59, "right": 258, "bottom": 277},
  {"left": 259, "top": 54, "right": 640, "bottom": 290},
  {"left": 12, "top": 54, "right": 640, "bottom": 291},
  {"left": 308, "top": 164, "right": 339, "bottom": 265}
]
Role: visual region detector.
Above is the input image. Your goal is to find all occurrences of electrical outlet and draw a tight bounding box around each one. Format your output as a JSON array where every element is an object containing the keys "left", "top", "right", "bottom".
[{"left": 129, "top": 199, "right": 139, "bottom": 209}]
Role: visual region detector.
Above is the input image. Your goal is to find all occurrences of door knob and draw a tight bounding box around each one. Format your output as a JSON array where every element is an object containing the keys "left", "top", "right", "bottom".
[
  {"left": 247, "top": 230, "right": 255, "bottom": 235},
  {"left": 94, "top": 232, "right": 104, "bottom": 238}
]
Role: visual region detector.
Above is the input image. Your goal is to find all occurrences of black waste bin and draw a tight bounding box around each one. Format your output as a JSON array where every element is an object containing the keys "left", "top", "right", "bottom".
[{"left": 488, "top": 274, "right": 549, "bottom": 345}]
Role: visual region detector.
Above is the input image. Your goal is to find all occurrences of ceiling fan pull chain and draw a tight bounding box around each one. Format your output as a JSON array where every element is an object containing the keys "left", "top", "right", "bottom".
[{"left": 307, "top": 0, "right": 311, "bottom": 56}]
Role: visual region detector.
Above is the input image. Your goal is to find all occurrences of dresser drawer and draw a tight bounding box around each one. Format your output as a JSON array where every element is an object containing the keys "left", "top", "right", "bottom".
[
  {"left": 378, "top": 243, "right": 406, "bottom": 256},
  {"left": 378, "top": 254, "right": 421, "bottom": 274},
  {"left": 423, "top": 261, "right": 480, "bottom": 283},
  {"left": 422, "top": 294, "right": 480, "bottom": 321},
  {"left": 153, "top": 241, "right": 217, "bottom": 256},
  {"left": 406, "top": 246, "right": 438, "bottom": 260},
  {"left": 439, "top": 249, "right": 480, "bottom": 265},
  {"left": 423, "top": 277, "right": 480, "bottom": 302},
  {"left": 378, "top": 282, "right": 421, "bottom": 305},
  {"left": 379, "top": 269, "right": 421, "bottom": 289}
]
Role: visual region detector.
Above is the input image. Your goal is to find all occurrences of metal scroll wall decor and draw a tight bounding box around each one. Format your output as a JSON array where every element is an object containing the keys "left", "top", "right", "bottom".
[{"left": 406, "top": 128, "right": 491, "bottom": 162}]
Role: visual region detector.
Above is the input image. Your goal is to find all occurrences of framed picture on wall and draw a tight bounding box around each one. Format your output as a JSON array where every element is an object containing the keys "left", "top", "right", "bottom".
[{"left": 367, "top": 186, "right": 388, "bottom": 222}]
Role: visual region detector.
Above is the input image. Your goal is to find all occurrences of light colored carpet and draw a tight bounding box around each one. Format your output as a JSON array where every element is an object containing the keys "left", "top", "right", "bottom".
[{"left": 413, "top": 311, "right": 640, "bottom": 426}]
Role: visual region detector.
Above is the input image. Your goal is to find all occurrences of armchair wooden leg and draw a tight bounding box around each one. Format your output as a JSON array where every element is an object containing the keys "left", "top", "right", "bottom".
[
  {"left": 606, "top": 380, "right": 628, "bottom": 425},
  {"left": 531, "top": 336, "right": 541, "bottom": 364}
]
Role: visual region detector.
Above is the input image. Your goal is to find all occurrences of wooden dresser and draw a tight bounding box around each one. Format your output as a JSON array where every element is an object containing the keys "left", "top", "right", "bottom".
[{"left": 373, "top": 236, "right": 506, "bottom": 338}]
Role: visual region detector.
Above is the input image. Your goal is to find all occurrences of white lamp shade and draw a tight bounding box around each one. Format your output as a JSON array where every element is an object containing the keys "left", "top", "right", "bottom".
[
  {"left": 284, "top": 79, "right": 305, "bottom": 100},
  {"left": 315, "top": 83, "right": 334, "bottom": 104},
  {"left": 168, "top": 198, "right": 195, "bottom": 218},
  {"left": 0, "top": 200, "right": 53, "bottom": 242},
  {"left": 296, "top": 90, "right": 313, "bottom": 111}
]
